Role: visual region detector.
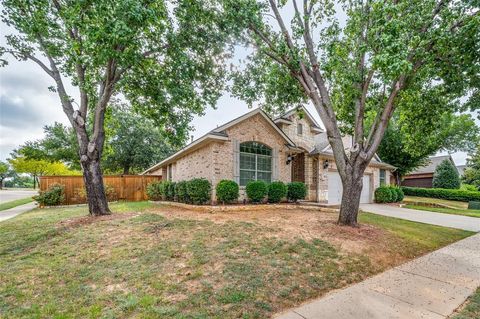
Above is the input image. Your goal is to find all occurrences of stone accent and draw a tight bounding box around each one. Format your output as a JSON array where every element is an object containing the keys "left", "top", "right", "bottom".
[{"left": 277, "top": 113, "right": 317, "bottom": 151}]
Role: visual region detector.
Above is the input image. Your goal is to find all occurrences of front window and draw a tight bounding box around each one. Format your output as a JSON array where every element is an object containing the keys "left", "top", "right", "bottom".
[
  {"left": 380, "top": 169, "right": 386, "bottom": 185},
  {"left": 297, "top": 123, "right": 303, "bottom": 135},
  {"left": 240, "top": 142, "right": 272, "bottom": 186}
]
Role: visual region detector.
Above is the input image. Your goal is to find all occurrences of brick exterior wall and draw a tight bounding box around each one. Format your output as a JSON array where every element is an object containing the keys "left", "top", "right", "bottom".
[
  {"left": 278, "top": 114, "right": 317, "bottom": 151},
  {"left": 151, "top": 110, "right": 392, "bottom": 204}
]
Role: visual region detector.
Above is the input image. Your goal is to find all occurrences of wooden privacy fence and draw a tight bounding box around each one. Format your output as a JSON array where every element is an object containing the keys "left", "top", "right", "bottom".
[{"left": 39, "top": 175, "right": 162, "bottom": 205}]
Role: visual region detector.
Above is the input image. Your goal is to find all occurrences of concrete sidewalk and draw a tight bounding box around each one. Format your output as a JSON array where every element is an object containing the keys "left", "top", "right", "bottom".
[
  {"left": 276, "top": 233, "right": 480, "bottom": 319},
  {"left": 0, "top": 202, "right": 37, "bottom": 222},
  {"left": 361, "top": 203, "right": 480, "bottom": 232}
]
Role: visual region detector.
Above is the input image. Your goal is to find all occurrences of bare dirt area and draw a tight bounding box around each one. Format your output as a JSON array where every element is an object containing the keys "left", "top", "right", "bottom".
[
  {"left": 56, "top": 211, "right": 139, "bottom": 230},
  {"left": 149, "top": 204, "right": 404, "bottom": 268}
]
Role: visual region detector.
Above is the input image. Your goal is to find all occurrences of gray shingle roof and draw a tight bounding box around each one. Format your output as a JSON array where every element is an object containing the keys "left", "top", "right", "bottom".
[
  {"left": 309, "top": 132, "right": 330, "bottom": 155},
  {"left": 410, "top": 155, "right": 456, "bottom": 175}
]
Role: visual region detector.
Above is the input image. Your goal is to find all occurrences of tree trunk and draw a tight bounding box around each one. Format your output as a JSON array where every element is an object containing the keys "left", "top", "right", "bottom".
[
  {"left": 33, "top": 175, "right": 36, "bottom": 190},
  {"left": 395, "top": 172, "right": 402, "bottom": 186},
  {"left": 338, "top": 165, "right": 364, "bottom": 226},
  {"left": 82, "top": 159, "right": 110, "bottom": 216},
  {"left": 123, "top": 166, "right": 130, "bottom": 175}
]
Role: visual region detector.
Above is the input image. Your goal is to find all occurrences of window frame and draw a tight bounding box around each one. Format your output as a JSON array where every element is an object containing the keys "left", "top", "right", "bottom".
[
  {"left": 168, "top": 164, "right": 173, "bottom": 181},
  {"left": 297, "top": 123, "right": 303, "bottom": 135},
  {"left": 379, "top": 169, "right": 386, "bottom": 186},
  {"left": 239, "top": 142, "right": 272, "bottom": 186}
]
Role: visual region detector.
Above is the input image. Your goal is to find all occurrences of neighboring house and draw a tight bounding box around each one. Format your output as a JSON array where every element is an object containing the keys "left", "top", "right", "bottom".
[
  {"left": 142, "top": 107, "right": 395, "bottom": 204},
  {"left": 402, "top": 155, "right": 457, "bottom": 188},
  {"left": 456, "top": 165, "right": 466, "bottom": 177}
]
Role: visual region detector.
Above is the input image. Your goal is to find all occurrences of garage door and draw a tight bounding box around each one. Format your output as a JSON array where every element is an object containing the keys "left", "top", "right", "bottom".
[{"left": 327, "top": 172, "right": 371, "bottom": 205}]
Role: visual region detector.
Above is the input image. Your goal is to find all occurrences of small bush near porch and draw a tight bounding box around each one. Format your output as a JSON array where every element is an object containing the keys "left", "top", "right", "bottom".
[{"left": 0, "top": 202, "right": 472, "bottom": 318}]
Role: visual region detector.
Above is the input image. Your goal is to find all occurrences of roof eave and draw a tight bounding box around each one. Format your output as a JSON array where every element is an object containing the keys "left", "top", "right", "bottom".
[{"left": 141, "top": 134, "right": 229, "bottom": 175}]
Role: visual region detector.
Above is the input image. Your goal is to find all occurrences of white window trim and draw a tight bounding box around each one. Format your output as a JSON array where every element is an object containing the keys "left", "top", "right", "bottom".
[{"left": 239, "top": 151, "right": 272, "bottom": 186}]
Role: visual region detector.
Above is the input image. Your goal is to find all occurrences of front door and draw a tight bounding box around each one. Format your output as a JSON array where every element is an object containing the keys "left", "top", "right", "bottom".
[{"left": 291, "top": 153, "right": 305, "bottom": 183}]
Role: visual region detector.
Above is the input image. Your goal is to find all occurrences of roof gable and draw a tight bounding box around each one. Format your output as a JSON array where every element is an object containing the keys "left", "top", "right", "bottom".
[
  {"left": 275, "top": 106, "right": 323, "bottom": 131},
  {"left": 141, "top": 108, "right": 296, "bottom": 175},
  {"left": 410, "top": 155, "right": 457, "bottom": 175},
  {"left": 212, "top": 108, "right": 295, "bottom": 146}
]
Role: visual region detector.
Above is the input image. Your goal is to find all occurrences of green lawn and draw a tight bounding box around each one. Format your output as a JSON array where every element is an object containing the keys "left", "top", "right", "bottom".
[
  {"left": 0, "top": 197, "right": 33, "bottom": 211},
  {"left": 0, "top": 202, "right": 473, "bottom": 318},
  {"left": 404, "top": 204, "right": 480, "bottom": 218},
  {"left": 403, "top": 196, "right": 468, "bottom": 209},
  {"left": 359, "top": 212, "right": 473, "bottom": 255},
  {"left": 451, "top": 287, "right": 480, "bottom": 319}
]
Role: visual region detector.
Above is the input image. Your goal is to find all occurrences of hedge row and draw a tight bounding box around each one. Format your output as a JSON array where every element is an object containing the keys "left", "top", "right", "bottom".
[
  {"left": 146, "top": 178, "right": 211, "bottom": 204},
  {"left": 147, "top": 179, "right": 307, "bottom": 204},
  {"left": 244, "top": 180, "right": 306, "bottom": 203},
  {"left": 374, "top": 186, "right": 404, "bottom": 203},
  {"left": 401, "top": 186, "right": 480, "bottom": 202}
]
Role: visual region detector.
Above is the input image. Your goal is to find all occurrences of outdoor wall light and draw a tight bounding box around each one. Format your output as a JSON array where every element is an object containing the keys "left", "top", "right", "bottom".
[
  {"left": 286, "top": 154, "right": 294, "bottom": 165},
  {"left": 323, "top": 160, "right": 329, "bottom": 169}
]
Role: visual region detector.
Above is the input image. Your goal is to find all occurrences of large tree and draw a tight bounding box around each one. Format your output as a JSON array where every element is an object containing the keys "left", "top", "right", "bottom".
[
  {"left": 378, "top": 113, "right": 479, "bottom": 184},
  {"left": 1, "top": 0, "right": 228, "bottom": 215},
  {"left": 222, "top": 0, "right": 479, "bottom": 225},
  {"left": 103, "top": 106, "right": 178, "bottom": 174}
]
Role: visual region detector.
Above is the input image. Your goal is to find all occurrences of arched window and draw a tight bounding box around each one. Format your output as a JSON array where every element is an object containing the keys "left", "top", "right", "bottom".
[{"left": 240, "top": 142, "right": 272, "bottom": 186}]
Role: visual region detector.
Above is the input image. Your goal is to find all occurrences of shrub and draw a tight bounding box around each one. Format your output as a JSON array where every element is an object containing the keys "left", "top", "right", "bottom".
[
  {"left": 246, "top": 180, "right": 268, "bottom": 203},
  {"left": 165, "top": 181, "right": 176, "bottom": 201},
  {"left": 268, "top": 181, "right": 287, "bottom": 203},
  {"left": 388, "top": 186, "right": 398, "bottom": 202},
  {"left": 468, "top": 201, "right": 480, "bottom": 210},
  {"left": 393, "top": 186, "right": 404, "bottom": 202},
  {"left": 104, "top": 184, "right": 117, "bottom": 201},
  {"left": 187, "top": 178, "right": 211, "bottom": 204},
  {"left": 461, "top": 184, "right": 478, "bottom": 192},
  {"left": 432, "top": 159, "right": 460, "bottom": 189},
  {"left": 34, "top": 183, "right": 65, "bottom": 206},
  {"left": 175, "top": 181, "right": 189, "bottom": 203},
  {"left": 216, "top": 180, "right": 239, "bottom": 204},
  {"left": 146, "top": 181, "right": 163, "bottom": 201},
  {"left": 287, "top": 182, "right": 307, "bottom": 202},
  {"left": 375, "top": 186, "right": 393, "bottom": 203},
  {"left": 401, "top": 186, "right": 480, "bottom": 202}
]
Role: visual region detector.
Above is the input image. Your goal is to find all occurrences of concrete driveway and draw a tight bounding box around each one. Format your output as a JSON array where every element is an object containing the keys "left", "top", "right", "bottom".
[
  {"left": 0, "top": 189, "right": 37, "bottom": 203},
  {"left": 360, "top": 203, "right": 480, "bottom": 232}
]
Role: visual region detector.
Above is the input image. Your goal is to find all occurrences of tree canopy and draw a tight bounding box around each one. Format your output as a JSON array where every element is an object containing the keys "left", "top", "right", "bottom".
[
  {"left": 12, "top": 123, "right": 80, "bottom": 170},
  {"left": 1, "top": 0, "right": 231, "bottom": 215},
  {"left": 9, "top": 157, "right": 79, "bottom": 189},
  {"left": 0, "top": 161, "right": 9, "bottom": 189},
  {"left": 220, "top": 0, "right": 479, "bottom": 225},
  {"left": 463, "top": 143, "right": 480, "bottom": 190},
  {"left": 378, "top": 113, "right": 479, "bottom": 183},
  {"left": 102, "top": 106, "right": 178, "bottom": 174},
  {"left": 12, "top": 106, "right": 179, "bottom": 175}
]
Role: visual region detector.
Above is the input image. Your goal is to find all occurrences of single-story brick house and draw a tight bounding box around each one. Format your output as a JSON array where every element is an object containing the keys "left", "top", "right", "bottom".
[
  {"left": 401, "top": 155, "right": 457, "bottom": 188},
  {"left": 142, "top": 107, "right": 395, "bottom": 204}
]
